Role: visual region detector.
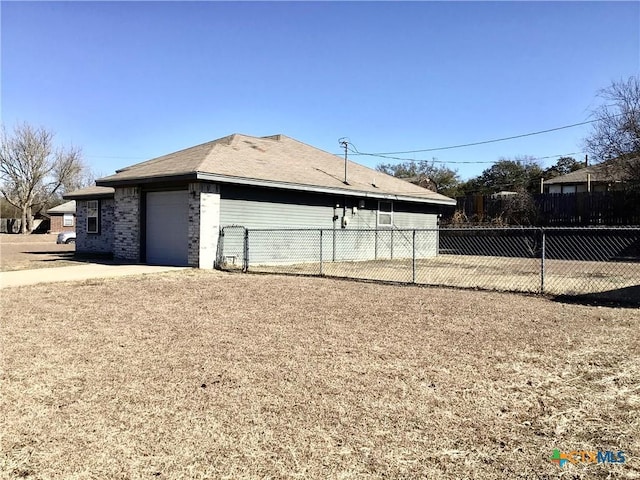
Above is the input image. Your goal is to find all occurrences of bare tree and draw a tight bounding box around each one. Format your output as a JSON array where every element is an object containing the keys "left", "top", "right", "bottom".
[
  {"left": 0, "top": 123, "right": 87, "bottom": 233},
  {"left": 585, "top": 76, "right": 640, "bottom": 189}
]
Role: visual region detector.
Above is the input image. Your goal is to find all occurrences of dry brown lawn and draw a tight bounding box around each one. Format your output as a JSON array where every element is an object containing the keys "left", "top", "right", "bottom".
[
  {"left": 0, "top": 234, "right": 76, "bottom": 272},
  {"left": 1, "top": 270, "right": 639, "bottom": 479}
]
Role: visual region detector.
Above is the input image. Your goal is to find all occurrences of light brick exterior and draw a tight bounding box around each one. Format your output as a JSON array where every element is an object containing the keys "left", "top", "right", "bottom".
[
  {"left": 113, "top": 187, "right": 140, "bottom": 262},
  {"left": 75, "top": 199, "right": 115, "bottom": 254},
  {"left": 188, "top": 182, "right": 220, "bottom": 268}
]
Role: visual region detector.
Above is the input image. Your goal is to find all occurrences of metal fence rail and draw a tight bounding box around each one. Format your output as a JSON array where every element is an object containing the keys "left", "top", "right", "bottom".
[{"left": 218, "top": 226, "right": 640, "bottom": 304}]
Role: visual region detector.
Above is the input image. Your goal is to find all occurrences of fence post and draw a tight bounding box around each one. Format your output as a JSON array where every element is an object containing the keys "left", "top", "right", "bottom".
[
  {"left": 332, "top": 227, "right": 336, "bottom": 262},
  {"left": 215, "top": 227, "right": 225, "bottom": 269},
  {"left": 540, "top": 228, "right": 546, "bottom": 294},
  {"left": 412, "top": 229, "right": 416, "bottom": 283},
  {"left": 374, "top": 229, "right": 378, "bottom": 260},
  {"left": 391, "top": 229, "right": 394, "bottom": 259},
  {"left": 319, "top": 229, "right": 323, "bottom": 276},
  {"left": 243, "top": 228, "right": 249, "bottom": 273}
]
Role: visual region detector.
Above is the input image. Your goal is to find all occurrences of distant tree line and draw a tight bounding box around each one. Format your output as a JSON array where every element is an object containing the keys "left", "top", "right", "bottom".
[{"left": 377, "top": 155, "right": 585, "bottom": 198}]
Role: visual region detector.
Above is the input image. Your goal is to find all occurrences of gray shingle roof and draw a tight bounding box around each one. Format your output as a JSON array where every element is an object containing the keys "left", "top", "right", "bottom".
[
  {"left": 96, "top": 134, "right": 455, "bottom": 205},
  {"left": 64, "top": 186, "right": 115, "bottom": 199},
  {"left": 46, "top": 200, "right": 76, "bottom": 214}
]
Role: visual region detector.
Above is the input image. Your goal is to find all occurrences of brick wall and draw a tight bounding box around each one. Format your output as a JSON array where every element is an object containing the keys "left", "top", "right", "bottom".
[
  {"left": 49, "top": 214, "right": 76, "bottom": 233},
  {"left": 73, "top": 183, "right": 223, "bottom": 266},
  {"left": 114, "top": 187, "right": 140, "bottom": 262},
  {"left": 75, "top": 199, "right": 115, "bottom": 254}
]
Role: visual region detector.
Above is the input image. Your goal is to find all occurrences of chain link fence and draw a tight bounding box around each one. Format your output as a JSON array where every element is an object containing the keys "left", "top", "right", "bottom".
[{"left": 218, "top": 226, "right": 640, "bottom": 304}]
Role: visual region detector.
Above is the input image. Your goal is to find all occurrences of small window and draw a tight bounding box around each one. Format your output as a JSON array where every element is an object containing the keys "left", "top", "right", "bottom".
[
  {"left": 378, "top": 201, "right": 393, "bottom": 227},
  {"left": 87, "top": 200, "right": 99, "bottom": 233},
  {"left": 63, "top": 213, "right": 74, "bottom": 227}
]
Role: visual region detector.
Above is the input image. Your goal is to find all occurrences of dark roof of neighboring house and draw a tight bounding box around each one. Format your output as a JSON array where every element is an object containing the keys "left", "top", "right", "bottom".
[
  {"left": 94, "top": 134, "right": 455, "bottom": 206},
  {"left": 46, "top": 200, "right": 76, "bottom": 214},
  {"left": 544, "top": 161, "right": 627, "bottom": 185},
  {"left": 64, "top": 186, "right": 115, "bottom": 200}
]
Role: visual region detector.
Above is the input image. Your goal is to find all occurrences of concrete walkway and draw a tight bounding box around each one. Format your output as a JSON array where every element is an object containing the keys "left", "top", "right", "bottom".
[{"left": 0, "top": 263, "right": 188, "bottom": 289}]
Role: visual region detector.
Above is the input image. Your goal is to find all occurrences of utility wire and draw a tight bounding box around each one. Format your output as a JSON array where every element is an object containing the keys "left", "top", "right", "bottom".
[
  {"left": 340, "top": 140, "right": 583, "bottom": 165},
  {"left": 361, "top": 151, "right": 584, "bottom": 165},
  {"left": 347, "top": 115, "right": 621, "bottom": 156}
]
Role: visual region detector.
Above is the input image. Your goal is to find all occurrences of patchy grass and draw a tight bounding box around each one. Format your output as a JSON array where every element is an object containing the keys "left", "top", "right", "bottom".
[
  {"left": 1, "top": 270, "right": 638, "bottom": 479},
  {"left": 0, "top": 234, "right": 77, "bottom": 271}
]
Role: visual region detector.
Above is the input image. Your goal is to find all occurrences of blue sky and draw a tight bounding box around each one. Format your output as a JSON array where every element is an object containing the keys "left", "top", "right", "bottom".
[{"left": 2, "top": 1, "right": 639, "bottom": 180}]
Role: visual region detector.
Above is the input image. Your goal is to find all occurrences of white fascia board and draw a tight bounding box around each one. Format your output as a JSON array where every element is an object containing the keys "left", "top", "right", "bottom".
[{"left": 196, "top": 172, "right": 456, "bottom": 206}]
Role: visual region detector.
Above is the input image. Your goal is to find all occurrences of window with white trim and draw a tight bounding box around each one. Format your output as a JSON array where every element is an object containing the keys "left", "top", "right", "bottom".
[
  {"left": 63, "top": 213, "right": 74, "bottom": 227},
  {"left": 87, "top": 200, "right": 99, "bottom": 233},
  {"left": 377, "top": 201, "right": 393, "bottom": 227}
]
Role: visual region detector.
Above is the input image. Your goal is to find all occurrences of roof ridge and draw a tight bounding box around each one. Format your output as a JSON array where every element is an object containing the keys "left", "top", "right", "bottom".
[
  {"left": 197, "top": 135, "right": 236, "bottom": 172},
  {"left": 114, "top": 135, "right": 235, "bottom": 174}
]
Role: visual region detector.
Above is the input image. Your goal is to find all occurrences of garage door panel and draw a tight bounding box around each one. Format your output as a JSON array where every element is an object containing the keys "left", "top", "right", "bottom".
[{"left": 146, "top": 191, "right": 189, "bottom": 266}]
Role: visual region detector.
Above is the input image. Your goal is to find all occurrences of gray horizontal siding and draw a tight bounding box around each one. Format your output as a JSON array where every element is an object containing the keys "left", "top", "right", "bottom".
[
  {"left": 239, "top": 228, "right": 440, "bottom": 266},
  {"left": 390, "top": 211, "right": 438, "bottom": 258},
  {"left": 219, "top": 193, "right": 440, "bottom": 266},
  {"left": 393, "top": 211, "right": 438, "bottom": 229},
  {"left": 220, "top": 198, "right": 335, "bottom": 229},
  {"left": 220, "top": 199, "right": 335, "bottom": 263}
]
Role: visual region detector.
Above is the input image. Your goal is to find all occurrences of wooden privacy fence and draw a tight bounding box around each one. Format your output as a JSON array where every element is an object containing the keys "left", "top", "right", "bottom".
[
  {"left": 0, "top": 218, "right": 22, "bottom": 233},
  {"left": 451, "top": 191, "right": 640, "bottom": 226}
]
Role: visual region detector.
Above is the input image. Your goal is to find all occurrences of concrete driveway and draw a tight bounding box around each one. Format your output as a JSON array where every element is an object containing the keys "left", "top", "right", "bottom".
[{"left": 0, "top": 263, "right": 188, "bottom": 289}]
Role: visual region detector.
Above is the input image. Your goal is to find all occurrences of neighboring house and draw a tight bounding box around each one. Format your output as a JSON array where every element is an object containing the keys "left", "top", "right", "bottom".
[
  {"left": 491, "top": 191, "right": 518, "bottom": 199},
  {"left": 65, "top": 133, "right": 456, "bottom": 268},
  {"left": 543, "top": 161, "right": 627, "bottom": 194},
  {"left": 46, "top": 200, "right": 76, "bottom": 233}
]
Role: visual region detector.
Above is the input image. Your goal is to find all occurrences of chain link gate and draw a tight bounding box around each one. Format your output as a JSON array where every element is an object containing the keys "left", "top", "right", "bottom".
[{"left": 217, "top": 226, "right": 248, "bottom": 271}]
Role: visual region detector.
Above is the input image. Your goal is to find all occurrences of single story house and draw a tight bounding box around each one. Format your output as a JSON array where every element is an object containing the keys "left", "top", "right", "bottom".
[
  {"left": 46, "top": 200, "right": 76, "bottom": 233},
  {"left": 65, "top": 133, "right": 456, "bottom": 268},
  {"left": 543, "top": 161, "right": 628, "bottom": 194}
]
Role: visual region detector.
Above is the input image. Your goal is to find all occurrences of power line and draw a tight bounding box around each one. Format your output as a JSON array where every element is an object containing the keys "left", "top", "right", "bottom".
[
  {"left": 347, "top": 116, "right": 621, "bottom": 156},
  {"left": 357, "top": 151, "right": 584, "bottom": 165},
  {"left": 339, "top": 140, "right": 583, "bottom": 165}
]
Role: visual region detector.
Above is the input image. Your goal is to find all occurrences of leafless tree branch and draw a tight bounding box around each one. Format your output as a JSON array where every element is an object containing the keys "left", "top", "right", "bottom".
[
  {"left": 585, "top": 76, "right": 640, "bottom": 190},
  {"left": 0, "top": 123, "right": 88, "bottom": 233}
]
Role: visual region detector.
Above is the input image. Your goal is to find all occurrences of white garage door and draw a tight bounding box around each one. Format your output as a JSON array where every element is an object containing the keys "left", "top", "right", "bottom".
[{"left": 146, "top": 190, "right": 189, "bottom": 266}]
